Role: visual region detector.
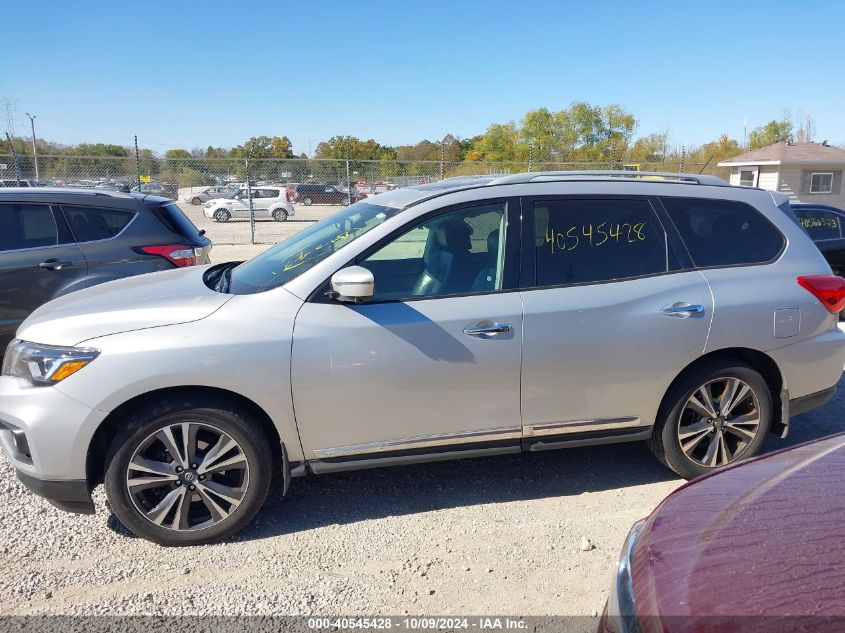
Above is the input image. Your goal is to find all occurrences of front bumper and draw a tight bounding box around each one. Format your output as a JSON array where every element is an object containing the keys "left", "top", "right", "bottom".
[
  {"left": 16, "top": 470, "right": 94, "bottom": 514},
  {"left": 0, "top": 376, "right": 107, "bottom": 514}
]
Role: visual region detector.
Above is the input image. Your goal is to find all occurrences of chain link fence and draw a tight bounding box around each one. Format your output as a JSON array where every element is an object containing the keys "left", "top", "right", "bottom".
[{"left": 0, "top": 154, "right": 730, "bottom": 245}]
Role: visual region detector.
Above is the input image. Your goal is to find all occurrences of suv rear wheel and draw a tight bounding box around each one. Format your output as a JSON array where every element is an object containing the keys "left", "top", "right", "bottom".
[
  {"left": 272, "top": 208, "right": 288, "bottom": 222},
  {"left": 649, "top": 358, "right": 772, "bottom": 479},
  {"left": 302, "top": 196, "right": 313, "bottom": 206},
  {"left": 104, "top": 397, "right": 273, "bottom": 546}
]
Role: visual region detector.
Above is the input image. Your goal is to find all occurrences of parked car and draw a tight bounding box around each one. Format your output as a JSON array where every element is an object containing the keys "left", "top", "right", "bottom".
[
  {"left": 2, "top": 171, "right": 844, "bottom": 546},
  {"left": 130, "top": 181, "right": 178, "bottom": 200},
  {"left": 0, "top": 179, "right": 38, "bottom": 187},
  {"left": 0, "top": 187, "right": 211, "bottom": 355},
  {"left": 182, "top": 186, "right": 236, "bottom": 206},
  {"left": 294, "top": 183, "right": 361, "bottom": 206},
  {"left": 600, "top": 432, "right": 845, "bottom": 633},
  {"left": 202, "top": 186, "right": 294, "bottom": 222},
  {"left": 790, "top": 202, "right": 845, "bottom": 276}
]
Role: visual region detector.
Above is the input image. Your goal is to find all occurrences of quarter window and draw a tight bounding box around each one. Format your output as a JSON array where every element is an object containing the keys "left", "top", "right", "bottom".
[
  {"left": 0, "top": 203, "right": 61, "bottom": 252},
  {"left": 793, "top": 208, "right": 841, "bottom": 241},
  {"left": 532, "top": 199, "right": 669, "bottom": 287},
  {"left": 63, "top": 206, "right": 135, "bottom": 242},
  {"left": 810, "top": 173, "right": 834, "bottom": 194},
  {"left": 662, "top": 197, "right": 784, "bottom": 267},
  {"left": 361, "top": 202, "right": 506, "bottom": 300}
]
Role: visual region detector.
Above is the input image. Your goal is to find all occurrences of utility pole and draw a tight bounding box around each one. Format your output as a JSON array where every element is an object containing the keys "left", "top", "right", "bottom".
[
  {"left": 25, "top": 112, "right": 38, "bottom": 180},
  {"left": 134, "top": 135, "right": 141, "bottom": 189}
]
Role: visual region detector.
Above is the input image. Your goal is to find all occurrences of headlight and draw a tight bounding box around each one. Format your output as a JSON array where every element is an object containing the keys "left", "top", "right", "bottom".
[
  {"left": 204, "top": 201, "right": 214, "bottom": 208},
  {"left": 1, "top": 339, "right": 99, "bottom": 387},
  {"left": 604, "top": 519, "right": 645, "bottom": 633}
]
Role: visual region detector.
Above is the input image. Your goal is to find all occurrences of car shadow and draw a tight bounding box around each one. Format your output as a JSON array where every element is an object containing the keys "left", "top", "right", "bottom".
[
  {"left": 235, "top": 372, "right": 845, "bottom": 543},
  {"left": 234, "top": 440, "right": 676, "bottom": 542}
]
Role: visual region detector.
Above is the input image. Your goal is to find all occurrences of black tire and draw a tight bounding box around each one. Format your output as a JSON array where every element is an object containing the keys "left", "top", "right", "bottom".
[
  {"left": 104, "top": 395, "right": 273, "bottom": 546},
  {"left": 213, "top": 209, "right": 230, "bottom": 223},
  {"left": 341, "top": 197, "right": 351, "bottom": 207},
  {"left": 191, "top": 197, "right": 202, "bottom": 205},
  {"left": 272, "top": 208, "right": 288, "bottom": 222},
  {"left": 302, "top": 196, "right": 313, "bottom": 206},
  {"left": 648, "top": 358, "right": 772, "bottom": 480}
]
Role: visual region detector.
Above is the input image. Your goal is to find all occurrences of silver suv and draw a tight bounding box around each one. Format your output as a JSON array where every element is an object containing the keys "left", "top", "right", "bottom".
[{"left": 2, "top": 171, "right": 844, "bottom": 545}]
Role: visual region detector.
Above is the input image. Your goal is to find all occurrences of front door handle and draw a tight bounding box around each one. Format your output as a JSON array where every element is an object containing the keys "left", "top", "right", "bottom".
[
  {"left": 39, "top": 260, "right": 73, "bottom": 271},
  {"left": 463, "top": 322, "right": 512, "bottom": 337},
  {"left": 661, "top": 303, "right": 705, "bottom": 318}
]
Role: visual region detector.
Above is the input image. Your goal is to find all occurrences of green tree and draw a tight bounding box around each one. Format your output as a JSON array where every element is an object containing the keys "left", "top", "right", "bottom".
[
  {"left": 470, "top": 122, "right": 523, "bottom": 162},
  {"left": 628, "top": 132, "right": 670, "bottom": 163},
  {"left": 164, "top": 148, "right": 192, "bottom": 159},
  {"left": 748, "top": 118, "right": 792, "bottom": 149},
  {"left": 231, "top": 135, "right": 294, "bottom": 159},
  {"left": 315, "top": 136, "right": 384, "bottom": 160}
]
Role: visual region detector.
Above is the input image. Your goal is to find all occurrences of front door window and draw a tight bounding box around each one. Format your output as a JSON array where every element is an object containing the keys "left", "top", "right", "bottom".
[{"left": 361, "top": 202, "right": 506, "bottom": 301}]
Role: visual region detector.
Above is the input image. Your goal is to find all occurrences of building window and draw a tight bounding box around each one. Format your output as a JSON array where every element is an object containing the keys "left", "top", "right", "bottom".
[
  {"left": 810, "top": 172, "right": 834, "bottom": 194},
  {"left": 739, "top": 168, "right": 758, "bottom": 187}
]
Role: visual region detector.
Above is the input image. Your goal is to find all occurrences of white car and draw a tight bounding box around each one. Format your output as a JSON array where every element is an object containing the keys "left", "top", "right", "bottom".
[{"left": 203, "top": 187, "right": 295, "bottom": 223}]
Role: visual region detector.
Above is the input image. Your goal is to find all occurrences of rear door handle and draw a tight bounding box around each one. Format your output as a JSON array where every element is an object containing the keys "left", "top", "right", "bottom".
[
  {"left": 39, "top": 260, "right": 73, "bottom": 270},
  {"left": 463, "top": 322, "right": 512, "bottom": 337},
  {"left": 661, "top": 303, "right": 705, "bottom": 318}
]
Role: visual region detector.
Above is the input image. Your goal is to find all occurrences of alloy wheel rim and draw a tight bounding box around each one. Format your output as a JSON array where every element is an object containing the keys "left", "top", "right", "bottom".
[
  {"left": 678, "top": 377, "right": 761, "bottom": 468},
  {"left": 126, "top": 421, "right": 250, "bottom": 532}
]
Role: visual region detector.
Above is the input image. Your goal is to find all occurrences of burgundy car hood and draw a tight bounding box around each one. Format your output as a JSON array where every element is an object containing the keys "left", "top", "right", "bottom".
[{"left": 633, "top": 433, "right": 845, "bottom": 622}]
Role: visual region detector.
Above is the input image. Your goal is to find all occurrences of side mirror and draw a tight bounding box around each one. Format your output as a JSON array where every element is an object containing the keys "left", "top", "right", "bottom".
[{"left": 330, "top": 266, "right": 374, "bottom": 303}]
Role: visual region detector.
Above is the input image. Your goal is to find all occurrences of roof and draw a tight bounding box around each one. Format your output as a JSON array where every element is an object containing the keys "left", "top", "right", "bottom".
[
  {"left": 362, "top": 170, "right": 733, "bottom": 210},
  {"left": 0, "top": 186, "right": 135, "bottom": 198},
  {"left": 718, "top": 141, "right": 845, "bottom": 166}
]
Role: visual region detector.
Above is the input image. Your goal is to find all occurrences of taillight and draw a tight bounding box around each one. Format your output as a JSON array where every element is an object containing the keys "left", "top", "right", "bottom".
[
  {"left": 797, "top": 275, "right": 845, "bottom": 313},
  {"left": 139, "top": 244, "right": 201, "bottom": 268}
]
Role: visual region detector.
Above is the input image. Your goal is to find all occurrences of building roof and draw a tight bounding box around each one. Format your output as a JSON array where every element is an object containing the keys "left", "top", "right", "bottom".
[{"left": 718, "top": 141, "right": 845, "bottom": 166}]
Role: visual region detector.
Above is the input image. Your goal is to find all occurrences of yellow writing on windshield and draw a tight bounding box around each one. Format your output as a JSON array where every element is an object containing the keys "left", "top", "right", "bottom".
[{"left": 282, "top": 230, "right": 352, "bottom": 272}]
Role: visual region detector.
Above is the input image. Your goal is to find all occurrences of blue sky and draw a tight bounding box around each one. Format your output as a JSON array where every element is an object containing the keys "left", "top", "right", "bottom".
[{"left": 5, "top": 0, "right": 844, "bottom": 154}]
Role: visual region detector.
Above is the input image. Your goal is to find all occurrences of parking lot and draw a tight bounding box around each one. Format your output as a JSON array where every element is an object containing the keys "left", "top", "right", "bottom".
[
  {"left": 178, "top": 199, "right": 338, "bottom": 246},
  {"left": 1, "top": 370, "right": 843, "bottom": 618}
]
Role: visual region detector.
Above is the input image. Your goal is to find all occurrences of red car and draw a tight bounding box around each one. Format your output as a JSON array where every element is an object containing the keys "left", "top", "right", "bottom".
[{"left": 601, "top": 432, "right": 845, "bottom": 633}]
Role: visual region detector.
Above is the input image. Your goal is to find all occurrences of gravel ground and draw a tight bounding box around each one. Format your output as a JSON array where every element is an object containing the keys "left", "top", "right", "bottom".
[{"left": 1, "top": 370, "right": 844, "bottom": 618}]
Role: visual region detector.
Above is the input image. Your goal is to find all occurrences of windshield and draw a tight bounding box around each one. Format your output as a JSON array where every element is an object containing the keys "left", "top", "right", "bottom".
[
  {"left": 225, "top": 189, "right": 240, "bottom": 199},
  {"left": 229, "top": 202, "right": 401, "bottom": 294}
]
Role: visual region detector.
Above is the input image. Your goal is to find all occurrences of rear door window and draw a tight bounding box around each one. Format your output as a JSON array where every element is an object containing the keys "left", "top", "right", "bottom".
[
  {"left": 63, "top": 206, "right": 135, "bottom": 242},
  {"left": 793, "top": 208, "right": 842, "bottom": 241},
  {"left": 532, "top": 198, "right": 669, "bottom": 287},
  {"left": 661, "top": 197, "right": 785, "bottom": 267},
  {"left": 0, "top": 203, "right": 63, "bottom": 252}
]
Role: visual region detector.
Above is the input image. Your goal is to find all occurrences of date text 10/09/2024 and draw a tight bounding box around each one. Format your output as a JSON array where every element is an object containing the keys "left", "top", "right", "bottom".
[
  {"left": 307, "top": 617, "right": 528, "bottom": 630},
  {"left": 545, "top": 222, "right": 647, "bottom": 253}
]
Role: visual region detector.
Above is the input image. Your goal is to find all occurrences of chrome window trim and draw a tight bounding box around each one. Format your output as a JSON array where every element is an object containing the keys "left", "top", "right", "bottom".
[
  {"left": 525, "top": 416, "right": 642, "bottom": 437},
  {"left": 313, "top": 425, "right": 522, "bottom": 459}
]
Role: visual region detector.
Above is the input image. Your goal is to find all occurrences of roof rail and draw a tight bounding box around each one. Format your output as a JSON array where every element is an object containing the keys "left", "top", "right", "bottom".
[{"left": 487, "top": 170, "right": 729, "bottom": 187}]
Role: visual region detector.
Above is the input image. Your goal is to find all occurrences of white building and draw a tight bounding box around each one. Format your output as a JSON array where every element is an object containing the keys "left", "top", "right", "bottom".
[{"left": 718, "top": 141, "right": 845, "bottom": 208}]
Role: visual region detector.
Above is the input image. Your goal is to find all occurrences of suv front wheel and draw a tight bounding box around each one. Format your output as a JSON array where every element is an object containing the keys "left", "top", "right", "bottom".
[
  {"left": 649, "top": 359, "right": 772, "bottom": 480},
  {"left": 104, "top": 397, "right": 273, "bottom": 546}
]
